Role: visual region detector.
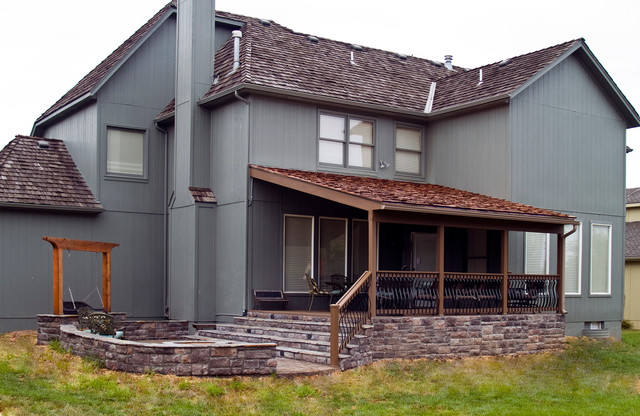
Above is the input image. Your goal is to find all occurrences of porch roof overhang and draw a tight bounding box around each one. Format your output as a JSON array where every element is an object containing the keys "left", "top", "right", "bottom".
[{"left": 249, "top": 165, "right": 577, "bottom": 233}]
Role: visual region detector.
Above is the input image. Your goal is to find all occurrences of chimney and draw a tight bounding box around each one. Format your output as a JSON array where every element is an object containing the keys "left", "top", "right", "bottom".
[
  {"left": 232, "top": 30, "right": 242, "bottom": 72},
  {"left": 444, "top": 55, "right": 453, "bottom": 70}
]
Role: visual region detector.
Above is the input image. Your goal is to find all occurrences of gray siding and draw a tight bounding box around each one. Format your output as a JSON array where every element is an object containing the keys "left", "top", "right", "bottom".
[
  {"left": 510, "top": 54, "right": 627, "bottom": 336},
  {"left": 427, "top": 106, "right": 511, "bottom": 199},
  {"left": 0, "top": 210, "right": 164, "bottom": 332},
  {"left": 43, "top": 104, "right": 98, "bottom": 193}
]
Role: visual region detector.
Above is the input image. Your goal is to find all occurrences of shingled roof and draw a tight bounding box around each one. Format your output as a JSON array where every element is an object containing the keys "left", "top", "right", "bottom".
[
  {"left": 626, "top": 222, "right": 640, "bottom": 259},
  {"left": 250, "top": 165, "right": 573, "bottom": 222},
  {"left": 0, "top": 136, "right": 102, "bottom": 212},
  {"left": 627, "top": 188, "right": 640, "bottom": 205},
  {"left": 35, "top": 1, "right": 176, "bottom": 125}
]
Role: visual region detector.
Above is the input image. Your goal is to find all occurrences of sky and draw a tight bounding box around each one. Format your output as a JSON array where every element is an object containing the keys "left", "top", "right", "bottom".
[{"left": 1, "top": 0, "right": 639, "bottom": 186}]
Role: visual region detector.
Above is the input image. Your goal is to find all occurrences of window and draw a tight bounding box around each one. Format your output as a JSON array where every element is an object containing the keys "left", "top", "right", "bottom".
[
  {"left": 319, "top": 218, "right": 347, "bottom": 285},
  {"left": 564, "top": 223, "right": 582, "bottom": 295},
  {"left": 525, "top": 232, "right": 549, "bottom": 274},
  {"left": 283, "top": 215, "right": 313, "bottom": 292},
  {"left": 106, "top": 127, "right": 145, "bottom": 176},
  {"left": 352, "top": 220, "right": 369, "bottom": 278},
  {"left": 395, "top": 125, "right": 422, "bottom": 175},
  {"left": 319, "top": 113, "right": 374, "bottom": 169},
  {"left": 590, "top": 224, "right": 611, "bottom": 295}
]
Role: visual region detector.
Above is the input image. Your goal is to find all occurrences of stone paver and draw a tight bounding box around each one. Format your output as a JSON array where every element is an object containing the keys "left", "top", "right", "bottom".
[{"left": 276, "top": 358, "right": 336, "bottom": 377}]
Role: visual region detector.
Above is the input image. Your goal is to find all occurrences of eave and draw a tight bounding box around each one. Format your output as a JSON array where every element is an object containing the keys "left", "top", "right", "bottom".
[{"left": 0, "top": 202, "right": 104, "bottom": 215}]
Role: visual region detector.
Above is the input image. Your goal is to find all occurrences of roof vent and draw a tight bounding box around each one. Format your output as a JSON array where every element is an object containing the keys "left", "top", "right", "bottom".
[
  {"left": 307, "top": 35, "right": 319, "bottom": 43},
  {"left": 351, "top": 44, "right": 363, "bottom": 51},
  {"left": 231, "top": 30, "right": 242, "bottom": 73},
  {"left": 444, "top": 55, "right": 453, "bottom": 70},
  {"left": 259, "top": 19, "right": 271, "bottom": 26},
  {"left": 499, "top": 58, "right": 513, "bottom": 67},
  {"left": 37, "top": 140, "right": 50, "bottom": 149},
  {"left": 477, "top": 69, "right": 483, "bottom": 86},
  {"left": 395, "top": 52, "right": 407, "bottom": 60}
]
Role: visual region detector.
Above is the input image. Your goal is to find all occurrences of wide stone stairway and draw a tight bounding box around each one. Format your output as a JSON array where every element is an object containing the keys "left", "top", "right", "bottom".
[{"left": 196, "top": 311, "right": 354, "bottom": 368}]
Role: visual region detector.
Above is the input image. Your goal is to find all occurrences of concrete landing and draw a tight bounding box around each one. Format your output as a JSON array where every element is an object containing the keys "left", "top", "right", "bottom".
[{"left": 275, "top": 358, "right": 336, "bottom": 377}]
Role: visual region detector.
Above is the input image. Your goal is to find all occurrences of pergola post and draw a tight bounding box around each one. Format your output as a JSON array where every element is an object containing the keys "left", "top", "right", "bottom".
[
  {"left": 43, "top": 237, "right": 119, "bottom": 314},
  {"left": 368, "top": 211, "right": 378, "bottom": 317}
]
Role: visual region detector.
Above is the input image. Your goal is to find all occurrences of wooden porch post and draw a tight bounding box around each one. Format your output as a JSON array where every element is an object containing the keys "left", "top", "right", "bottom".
[
  {"left": 501, "top": 230, "right": 509, "bottom": 315},
  {"left": 368, "top": 211, "right": 378, "bottom": 317},
  {"left": 557, "top": 232, "right": 565, "bottom": 314},
  {"left": 437, "top": 225, "right": 445, "bottom": 316}
]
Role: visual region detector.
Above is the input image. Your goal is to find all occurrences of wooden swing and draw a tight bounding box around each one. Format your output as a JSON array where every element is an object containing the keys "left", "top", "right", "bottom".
[{"left": 43, "top": 237, "right": 119, "bottom": 315}]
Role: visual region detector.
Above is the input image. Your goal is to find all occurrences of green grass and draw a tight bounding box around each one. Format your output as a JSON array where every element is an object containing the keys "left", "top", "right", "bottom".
[{"left": 1, "top": 330, "right": 640, "bottom": 415}]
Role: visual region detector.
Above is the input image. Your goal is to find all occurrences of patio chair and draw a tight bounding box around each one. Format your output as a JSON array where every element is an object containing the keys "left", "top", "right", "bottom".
[{"left": 304, "top": 272, "right": 342, "bottom": 310}]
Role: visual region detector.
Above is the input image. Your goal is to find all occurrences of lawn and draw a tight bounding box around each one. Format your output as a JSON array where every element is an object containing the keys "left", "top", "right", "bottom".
[{"left": 1, "top": 330, "right": 639, "bottom": 415}]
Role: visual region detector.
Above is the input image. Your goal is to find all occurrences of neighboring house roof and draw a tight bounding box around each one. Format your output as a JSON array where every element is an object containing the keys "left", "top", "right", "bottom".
[
  {"left": 250, "top": 165, "right": 573, "bottom": 223},
  {"left": 627, "top": 187, "right": 640, "bottom": 204},
  {"left": 33, "top": 1, "right": 176, "bottom": 129},
  {"left": 0, "top": 136, "right": 103, "bottom": 212},
  {"left": 626, "top": 222, "right": 640, "bottom": 259},
  {"left": 189, "top": 187, "right": 217, "bottom": 204}
]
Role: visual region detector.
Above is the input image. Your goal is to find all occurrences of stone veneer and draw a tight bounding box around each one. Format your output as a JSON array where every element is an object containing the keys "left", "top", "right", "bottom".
[
  {"left": 59, "top": 324, "right": 277, "bottom": 376},
  {"left": 341, "top": 313, "right": 565, "bottom": 370},
  {"left": 37, "top": 313, "right": 127, "bottom": 345}
]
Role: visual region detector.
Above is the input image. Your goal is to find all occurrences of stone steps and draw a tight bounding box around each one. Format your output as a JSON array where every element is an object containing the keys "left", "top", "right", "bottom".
[{"left": 196, "top": 311, "right": 357, "bottom": 367}]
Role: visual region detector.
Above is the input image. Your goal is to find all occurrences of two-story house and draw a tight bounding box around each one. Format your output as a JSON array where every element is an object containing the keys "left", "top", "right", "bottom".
[{"left": 1, "top": 0, "right": 638, "bottom": 360}]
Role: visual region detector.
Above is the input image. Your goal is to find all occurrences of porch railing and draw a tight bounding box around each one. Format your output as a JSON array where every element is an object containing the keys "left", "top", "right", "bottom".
[
  {"left": 376, "top": 271, "right": 560, "bottom": 316},
  {"left": 329, "top": 271, "right": 372, "bottom": 367}
]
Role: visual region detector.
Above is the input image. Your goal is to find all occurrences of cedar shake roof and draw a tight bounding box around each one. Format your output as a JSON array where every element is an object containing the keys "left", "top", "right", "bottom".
[
  {"left": 35, "top": 1, "right": 176, "bottom": 124},
  {"left": 250, "top": 165, "right": 572, "bottom": 221},
  {"left": 189, "top": 187, "right": 217, "bottom": 204},
  {"left": 626, "top": 222, "right": 640, "bottom": 259},
  {"left": 431, "top": 39, "right": 581, "bottom": 112},
  {"left": 627, "top": 187, "right": 640, "bottom": 204},
  {"left": 0, "top": 136, "right": 103, "bottom": 211}
]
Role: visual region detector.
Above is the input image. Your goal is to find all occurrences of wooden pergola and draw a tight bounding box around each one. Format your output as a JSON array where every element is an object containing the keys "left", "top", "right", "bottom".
[{"left": 43, "top": 237, "right": 119, "bottom": 315}]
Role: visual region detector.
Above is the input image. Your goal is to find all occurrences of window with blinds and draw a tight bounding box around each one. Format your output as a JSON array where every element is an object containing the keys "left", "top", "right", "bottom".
[
  {"left": 524, "top": 232, "right": 549, "bottom": 274},
  {"left": 283, "top": 215, "right": 313, "bottom": 292},
  {"left": 395, "top": 126, "right": 422, "bottom": 175},
  {"left": 107, "top": 127, "right": 145, "bottom": 176},
  {"left": 319, "top": 113, "right": 374, "bottom": 169},
  {"left": 590, "top": 224, "right": 611, "bottom": 295},
  {"left": 564, "top": 224, "right": 582, "bottom": 295}
]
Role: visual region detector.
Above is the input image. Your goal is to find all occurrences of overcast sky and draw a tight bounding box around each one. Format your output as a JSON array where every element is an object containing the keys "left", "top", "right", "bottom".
[{"left": 2, "top": 0, "right": 639, "bottom": 186}]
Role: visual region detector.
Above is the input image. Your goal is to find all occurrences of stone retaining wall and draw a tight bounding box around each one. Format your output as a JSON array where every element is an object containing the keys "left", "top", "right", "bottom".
[
  {"left": 341, "top": 313, "right": 565, "bottom": 370},
  {"left": 36, "top": 313, "right": 126, "bottom": 345},
  {"left": 59, "top": 325, "right": 277, "bottom": 376},
  {"left": 119, "top": 320, "right": 189, "bottom": 340}
]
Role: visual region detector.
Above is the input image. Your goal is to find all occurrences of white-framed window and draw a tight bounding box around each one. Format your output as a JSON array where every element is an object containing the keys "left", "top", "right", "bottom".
[
  {"left": 564, "top": 223, "right": 582, "bottom": 295},
  {"left": 395, "top": 125, "right": 423, "bottom": 175},
  {"left": 106, "top": 127, "right": 145, "bottom": 177},
  {"left": 319, "top": 217, "right": 347, "bottom": 286},
  {"left": 525, "top": 232, "right": 550, "bottom": 274},
  {"left": 319, "top": 113, "right": 374, "bottom": 169},
  {"left": 283, "top": 215, "right": 314, "bottom": 293},
  {"left": 590, "top": 223, "right": 611, "bottom": 295},
  {"left": 352, "top": 219, "right": 369, "bottom": 278}
]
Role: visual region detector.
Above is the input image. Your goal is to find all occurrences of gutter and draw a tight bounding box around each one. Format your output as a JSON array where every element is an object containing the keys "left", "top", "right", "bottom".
[
  {"left": 0, "top": 202, "right": 103, "bottom": 214},
  {"left": 234, "top": 90, "right": 250, "bottom": 316}
]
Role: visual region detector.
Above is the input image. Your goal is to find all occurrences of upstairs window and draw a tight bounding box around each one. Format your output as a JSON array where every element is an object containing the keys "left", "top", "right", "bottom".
[
  {"left": 590, "top": 224, "right": 611, "bottom": 295},
  {"left": 319, "top": 113, "right": 374, "bottom": 169},
  {"left": 395, "top": 125, "right": 423, "bottom": 175},
  {"left": 106, "top": 127, "right": 145, "bottom": 177}
]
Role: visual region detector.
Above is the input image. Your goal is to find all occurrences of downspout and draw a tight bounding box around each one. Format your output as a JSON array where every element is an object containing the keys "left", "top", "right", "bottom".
[
  {"left": 558, "top": 223, "right": 578, "bottom": 315},
  {"left": 155, "top": 121, "right": 170, "bottom": 318}
]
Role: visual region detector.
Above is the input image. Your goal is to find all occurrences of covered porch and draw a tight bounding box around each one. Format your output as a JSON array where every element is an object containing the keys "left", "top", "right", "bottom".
[{"left": 248, "top": 165, "right": 576, "bottom": 366}]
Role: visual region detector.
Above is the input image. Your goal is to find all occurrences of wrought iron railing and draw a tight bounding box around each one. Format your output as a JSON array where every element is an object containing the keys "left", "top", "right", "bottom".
[
  {"left": 507, "top": 274, "right": 559, "bottom": 313},
  {"left": 443, "top": 273, "right": 503, "bottom": 315},
  {"left": 329, "top": 271, "right": 372, "bottom": 367},
  {"left": 376, "top": 271, "right": 439, "bottom": 316}
]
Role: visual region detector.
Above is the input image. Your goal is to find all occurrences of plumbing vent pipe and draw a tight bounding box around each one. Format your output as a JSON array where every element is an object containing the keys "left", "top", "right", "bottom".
[
  {"left": 232, "top": 30, "right": 242, "bottom": 72},
  {"left": 444, "top": 55, "right": 453, "bottom": 70}
]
